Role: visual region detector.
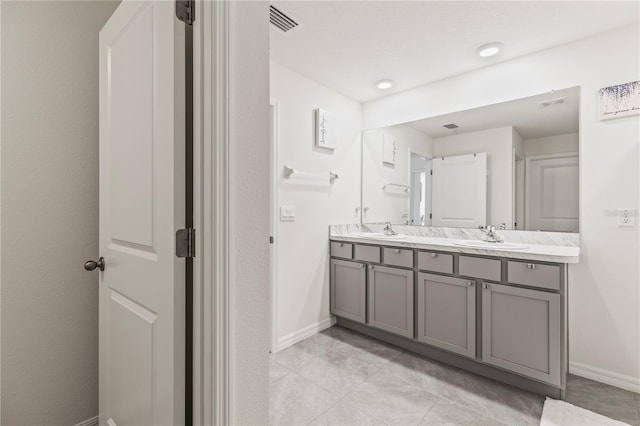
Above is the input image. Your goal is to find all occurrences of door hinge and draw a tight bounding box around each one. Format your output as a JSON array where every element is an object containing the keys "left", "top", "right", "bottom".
[
  {"left": 429, "top": 213, "right": 432, "bottom": 219},
  {"left": 176, "top": 1, "right": 195, "bottom": 25},
  {"left": 430, "top": 170, "right": 433, "bottom": 176},
  {"left": 176, "top": 228, "right": 196, "bottom": 258},
  {"left": 269, "top": 236, "right": 274, "bottom": 244}
]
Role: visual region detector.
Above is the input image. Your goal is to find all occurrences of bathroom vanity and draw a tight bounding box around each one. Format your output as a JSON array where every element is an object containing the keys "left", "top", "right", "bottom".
[{"left": 329, "top": 228, "right": 579, "bottom": 399}]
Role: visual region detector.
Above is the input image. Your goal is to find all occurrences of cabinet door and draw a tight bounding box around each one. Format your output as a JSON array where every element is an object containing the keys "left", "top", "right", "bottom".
[
  {"left": 417, "top": 273, "right": 476, "bottom": 358},
  {"left": 368, "top": 265, "right": 414, "bottom": 338},
  {"left": 482, "top": 283, "right": 561, "bottom": 385},
  {"left": 331, "top": 259, "right": 366, "bottom": 323}
]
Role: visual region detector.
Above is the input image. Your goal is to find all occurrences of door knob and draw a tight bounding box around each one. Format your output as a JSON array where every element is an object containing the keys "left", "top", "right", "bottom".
[{"left": 84, "top": 257, "right": 105, "bottom": 272}]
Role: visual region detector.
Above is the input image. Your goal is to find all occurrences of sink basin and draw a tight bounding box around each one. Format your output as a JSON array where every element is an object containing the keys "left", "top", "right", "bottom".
[
  {"left": 357, "top": 232, "right": 407, "bottom": 240},
  {"left": 453, "top": 240, "right": 528, "bottom": 250}
]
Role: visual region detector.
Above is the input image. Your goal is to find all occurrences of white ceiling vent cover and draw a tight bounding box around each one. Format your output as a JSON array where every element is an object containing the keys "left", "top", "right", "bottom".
[
  {"left": 270, "top": 5, "right": 300, "bottom": 33},
  {"left": 539, "top": 97, "right": 567, "bottom": 107}
]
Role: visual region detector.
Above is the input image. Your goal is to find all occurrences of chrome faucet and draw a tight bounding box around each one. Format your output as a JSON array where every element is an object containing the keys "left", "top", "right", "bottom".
[
  {"left": 479, "top": 225, "right": 503, "bottom": 243},
  {"left": 383, "top": 222, "right": 397, "bottom": 236}
]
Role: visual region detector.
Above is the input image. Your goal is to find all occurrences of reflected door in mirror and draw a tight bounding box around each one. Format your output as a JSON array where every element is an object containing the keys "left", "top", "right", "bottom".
[
  {"left": 432, "top": 153, "right": 487, "bottom": 228},
  {"left": 526, "top": 153, "right": 579, "bottom": 232}
]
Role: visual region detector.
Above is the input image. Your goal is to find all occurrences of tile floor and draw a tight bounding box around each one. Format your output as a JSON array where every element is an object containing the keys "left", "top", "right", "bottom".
[{"left": 270, "top": 325, "right": 640, "bottom": 426}]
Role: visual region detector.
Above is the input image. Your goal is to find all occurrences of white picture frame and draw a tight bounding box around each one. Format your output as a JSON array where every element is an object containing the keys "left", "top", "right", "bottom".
[
  {"left": 314, "top": 108, "right": 336, "bottom": 150},
  {"left": 598, "top": 81, "right": 640, "bottom": 121}
]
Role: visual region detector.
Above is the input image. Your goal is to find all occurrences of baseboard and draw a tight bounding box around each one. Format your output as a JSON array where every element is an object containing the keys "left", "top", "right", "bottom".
[
  {"left": 570, "top": 361, "right": 640, "bottom": 393},
  {"left": 276, "top": 316, "right": 337, "bottom": 352},
  {"left": 74, "top": 415, "right": 99, "bottom": 426}
]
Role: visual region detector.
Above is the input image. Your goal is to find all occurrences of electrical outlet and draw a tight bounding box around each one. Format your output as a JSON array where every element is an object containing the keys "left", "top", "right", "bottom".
[{"left": 617, "top": 208, "right": 635, "bottom": 227}]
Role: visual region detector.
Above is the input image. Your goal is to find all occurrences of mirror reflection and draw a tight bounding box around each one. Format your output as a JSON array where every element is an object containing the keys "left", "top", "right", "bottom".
[{"left": 362, "top": 87, "right": 580, "bottom": 232}]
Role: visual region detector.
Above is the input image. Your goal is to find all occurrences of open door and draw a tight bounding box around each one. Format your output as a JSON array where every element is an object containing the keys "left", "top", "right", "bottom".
[
  {"left": 431, "top": 153, "right": 487, "bottom": 228},
  {"left": 94, "top": 2, "right": 186, "bottom": 424}
]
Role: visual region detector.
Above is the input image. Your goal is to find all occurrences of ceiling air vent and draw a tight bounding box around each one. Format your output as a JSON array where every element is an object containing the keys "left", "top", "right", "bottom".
[
  {"left": 443, "top": 124, "right": 459, "bottom": 129},
  {"left": 270, "top": 5, "right": 299, "bottom": 33},
  {"left": 539, "top": 97, "right": 566, "bottom": 107}
]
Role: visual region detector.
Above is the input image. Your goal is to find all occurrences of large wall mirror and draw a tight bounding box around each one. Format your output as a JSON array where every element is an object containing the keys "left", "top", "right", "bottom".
[{"left": 362, "top": 87, "right": 580, "bottom": 232}]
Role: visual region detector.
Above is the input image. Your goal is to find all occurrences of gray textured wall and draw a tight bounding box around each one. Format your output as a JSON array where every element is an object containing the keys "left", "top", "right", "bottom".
[{"left": 1, "top": 2, "right": 119, "bottom": 424}]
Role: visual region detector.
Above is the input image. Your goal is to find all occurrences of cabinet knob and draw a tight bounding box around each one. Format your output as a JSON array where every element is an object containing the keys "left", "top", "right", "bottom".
[
  {"left": 468, "top": 281, "right": 474, "bottom": 286},
  {"left": 339, "top": 243, "right": 344, "bottom": 247},
  {"left": 430, "top": 253, "right": 438, "bottom": 258},
  {"left": 361, "top": 264, "right": 365, "bottom": 268},
  {"left": 394, "top": 249, "right": 401, "bottom": 254},
  {"left": 527, "top": 263, "right": 536, "bottom": 270},
  {"left": 483, "top": 284, "right": 489, "bottom": 289},
  {"left": 369, "top": 265, "right": 374, "bottom": 270}
]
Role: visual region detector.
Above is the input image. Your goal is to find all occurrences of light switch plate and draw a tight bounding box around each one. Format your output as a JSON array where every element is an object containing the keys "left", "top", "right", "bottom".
[{"left": 280, "top": 205, "right": 296, "bottom": 222}]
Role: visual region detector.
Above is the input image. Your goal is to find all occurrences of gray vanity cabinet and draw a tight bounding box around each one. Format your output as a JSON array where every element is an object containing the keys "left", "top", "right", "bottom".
[
  {"left": 368, "top": 265, "right": 414, "bottom": 338},
  {"left": 330, "top": 238, "right": 570, "bottom": 397},
  {"left": 330, "top": 259, "right": 366, "bottom": 323},
  {"left": 417, "top": 273, "right": 476, "bottom": 358},
  {"left": 482, "top": 282, "right": 561, "bottom": 386}
]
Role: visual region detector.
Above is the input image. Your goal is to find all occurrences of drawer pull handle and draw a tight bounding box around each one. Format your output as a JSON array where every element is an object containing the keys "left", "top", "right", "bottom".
[
  {"left": 394, "top": 249, "right": 401, "bottom": 254},
  {"left": 483, "top": 284, "right": 489, "bottom": 289},
  {"left": 527, "top": 263, "right": 536, "bottom": 270},
  {"left": 468, "top": 282, "right": 474, "bottom": 286},
  {"left": 430, "top": 253, "right": 438, "bottom": 258}
]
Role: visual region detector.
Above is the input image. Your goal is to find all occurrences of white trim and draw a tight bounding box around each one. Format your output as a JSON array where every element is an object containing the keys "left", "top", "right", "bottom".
[
  {"left": 0, "top": 4, "right": 3, "bottom": 423},
  {"left": 570, "top": 361, "right": 640, "bottom": 393},
  {"left": 73, "top": 416, "right": 99, "bottom": 426},
  {"left": 276, "top": 317, "right": 337, "bottom": 352},
  {"left": 193, "top": 1, "right": 231, "bottom": 424},
  {"left": 192, "top": 2, "right": 205, "bottom": 422},
  {"left": 269, "top": 101, "right": 280, "bottom": 354}
]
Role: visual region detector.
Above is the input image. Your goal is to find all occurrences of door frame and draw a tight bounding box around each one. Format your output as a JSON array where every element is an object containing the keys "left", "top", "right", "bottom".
[
  {"left": 269, "top": 101, "right": 280, "bottom": 354},
  {"left": 192, "top": 1, "right": 232, "bottom": 424}
]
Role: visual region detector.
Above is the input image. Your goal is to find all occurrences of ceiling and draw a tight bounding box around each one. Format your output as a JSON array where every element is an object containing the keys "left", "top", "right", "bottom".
[
  {"left": 407, "top": 86, "right": 579, "bottom": 139},
  {"left": 270, "top": 1, "right": 639, "bottom": 103}
]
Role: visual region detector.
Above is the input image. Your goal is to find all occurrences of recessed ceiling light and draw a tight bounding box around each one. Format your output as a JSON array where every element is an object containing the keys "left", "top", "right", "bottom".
[
  {"left": 477, "top": 42, "right": 502, "bottom": 58},
  {"left": 376, "top": 79, "right": 393, "bottom": 90}
]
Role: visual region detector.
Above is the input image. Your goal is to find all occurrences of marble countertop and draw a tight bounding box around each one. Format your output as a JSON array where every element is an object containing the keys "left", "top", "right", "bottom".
[{"left": 330, "top": 233, "right": 580, "bottom": 264}]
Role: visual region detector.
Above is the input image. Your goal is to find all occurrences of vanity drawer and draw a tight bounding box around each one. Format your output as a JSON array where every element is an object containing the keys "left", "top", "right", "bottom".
[
  {"left": 418, "top": 251, "right": 453, "bottom": 274},
  {"left": 508, "top": 261, "right": 560, "bottom": 291},
  {"left": 330, "top": 242, "right": 353, "bottom": 259},
  {"left": 355, "top": 244, "right": 381, "bottom": 263},
  {"left": 459, "top": 256, "right": 501, "bottom": 282},
  {"left": 383, "top": 247, "right": 414, "bottom": 268}
]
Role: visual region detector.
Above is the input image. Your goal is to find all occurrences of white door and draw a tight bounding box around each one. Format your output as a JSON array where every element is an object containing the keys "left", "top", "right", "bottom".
[
  {"left": 526, "top": 153, "right": 579, "bottom": 232},
  {"left": 431, "top": 153, "right": 487, "bottom": 228},
  {"left": 98, "top": 2, "right": 185, "bottom": 425}
]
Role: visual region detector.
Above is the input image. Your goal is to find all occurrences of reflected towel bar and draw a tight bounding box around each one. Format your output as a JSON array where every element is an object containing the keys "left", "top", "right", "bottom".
[
  {"left": 283, "top": 165, "right": 339, "bottom": 183},
  {"left": 382, "top": 182, "right": 409, "bottom": 192}
]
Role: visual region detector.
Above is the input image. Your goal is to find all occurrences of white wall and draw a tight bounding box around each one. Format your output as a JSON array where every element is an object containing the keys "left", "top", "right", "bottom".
[
  {"left": 525, "top": 132, "right": 579, "bottom": 156},
  {"left": 271, "top": 62, "right": 362, "bottom": 348},
  {"left": 362, "top": 25, "right": 640, "bottom": 391},
  {"left": 362, "top": 124, "right": 432, "bottom": 223},
  {"left": 0, "top": 2, "right": 119, "bottom": 424},
  {"left": 432, "top": 127, "right": 514, "bottom": 228},
  {"left": 229, "top": 2, "right": 271, "bottom": 423}
]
